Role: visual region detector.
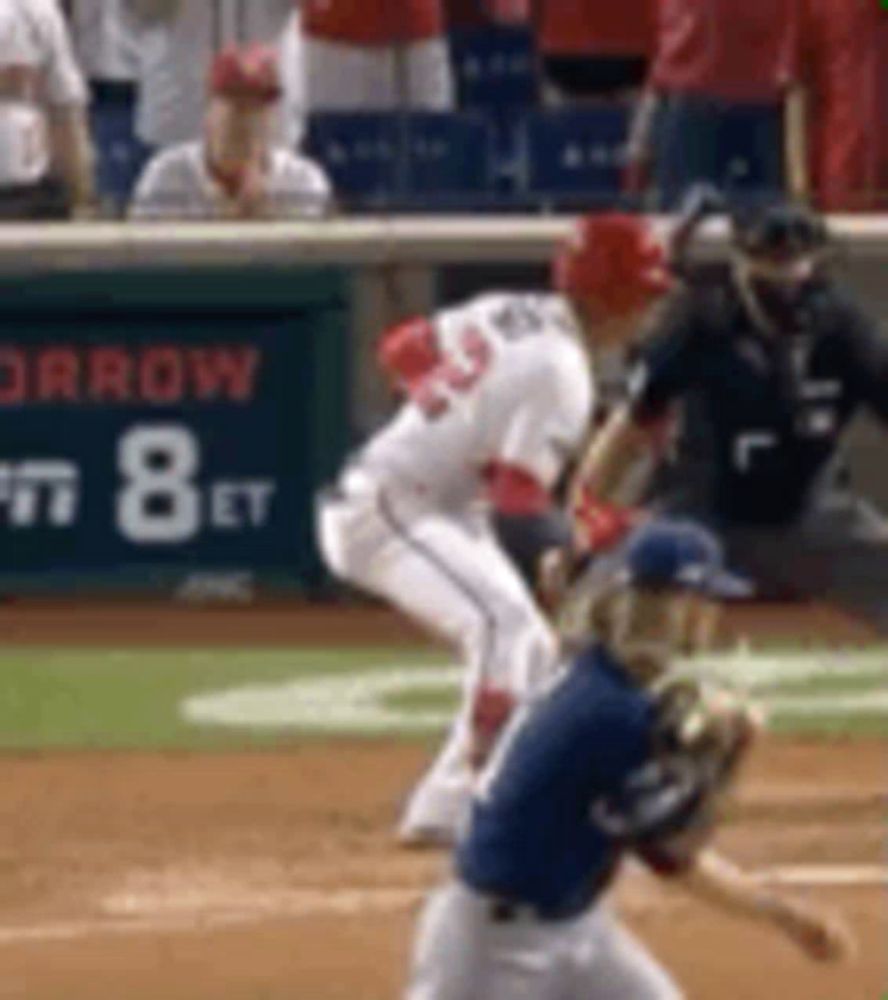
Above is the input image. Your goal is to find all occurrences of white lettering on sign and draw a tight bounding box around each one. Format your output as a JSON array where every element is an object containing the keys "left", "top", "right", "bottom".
[
  {"left": 115, "top": 424, "right": 277, "bottom": 545},
  {"left": 0, "top": 460, "right": 79, "bottom": 528},
  {"left": 209, "top": 481, "right": 276, "bottom": 530}
]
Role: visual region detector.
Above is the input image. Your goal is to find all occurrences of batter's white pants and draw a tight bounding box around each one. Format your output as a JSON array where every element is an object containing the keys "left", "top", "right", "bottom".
[
  {"left": 406, "top": 882, "right": 683, "bottom": 1000},
  {"left": 316, "top": 469, "right": 558, "bottom": 842},
  {"left": 304, "top": 36, "right": 455, "bottom": 111}
]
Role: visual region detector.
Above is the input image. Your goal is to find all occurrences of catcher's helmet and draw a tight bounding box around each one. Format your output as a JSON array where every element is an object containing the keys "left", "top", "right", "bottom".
[
  {"left": 616, "top": 519, "right": 752, "bottom": 600},
  {"left": 552, "top": 213, "right": 672, "bottom": 315}
]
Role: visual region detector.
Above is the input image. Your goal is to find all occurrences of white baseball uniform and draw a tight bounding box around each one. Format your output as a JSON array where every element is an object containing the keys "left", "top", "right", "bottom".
[
  {"left": 0, "top": 0, "right": 88, "bottom": 187},
  {"left": 129, "top": 140, "right": 332, "bottom": 219},
  {"left": 316, "top": 292, "right": 594, "bottom": 841}
]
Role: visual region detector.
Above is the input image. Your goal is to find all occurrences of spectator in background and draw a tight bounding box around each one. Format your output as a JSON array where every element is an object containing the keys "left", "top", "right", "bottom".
[
  {"left": 0, "top": 0, "right": 95, "bottom": 219},
  {"left": 625, "top": 0, "right": 794, "bottom": 209},
  {"left": 444, "top": 0, "right": 529, "bottom": 30},
  {"left": 130, "top": 44, "right": 331, "bottom": 220},
  {"left": 789, "top": 0, "right": 888, "bottom": 212},
  {"left": 534, "top": 0, "right": 653, "bottom": 104},
  {"left": 302, "top": 0, "right": 454, "bottom": 111},
  {"left": 125, "top": 0, "right": 297, "bottom": 151},
  {"left": 67, "top": 0, "right": 143, "bottom": 213},
  {"left": 278, "top": 5, "right": 306, "bottom": 150}
]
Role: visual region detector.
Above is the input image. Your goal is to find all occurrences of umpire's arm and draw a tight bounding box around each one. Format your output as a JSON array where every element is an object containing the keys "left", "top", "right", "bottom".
[{"left": 569, "top": 292, "right": 701, "bottom": 511}]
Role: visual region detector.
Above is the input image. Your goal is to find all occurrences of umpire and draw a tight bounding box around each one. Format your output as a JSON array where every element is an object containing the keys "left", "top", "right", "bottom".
[{"left": 573, "top": 200, "right": 888, "bottom": 634}]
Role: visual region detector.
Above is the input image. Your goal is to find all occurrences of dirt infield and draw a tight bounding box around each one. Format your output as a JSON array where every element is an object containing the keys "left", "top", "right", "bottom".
[{"left": 0, "top": 601, "right": 884, "bottom": 1000}]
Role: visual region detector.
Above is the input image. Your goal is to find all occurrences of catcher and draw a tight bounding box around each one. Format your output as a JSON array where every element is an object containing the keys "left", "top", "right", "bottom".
[{"left": 405, "top": 519, "right": 853, "bottom": 1000}]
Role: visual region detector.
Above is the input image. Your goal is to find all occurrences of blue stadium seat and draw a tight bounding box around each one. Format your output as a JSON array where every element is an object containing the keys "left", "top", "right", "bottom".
[
  {"left": 653, "top": 99, "right": 783, "bottom": 210},
  {"left": 450, "top": 26, "right": 538, "bottom": 111},
  {"left": 305, "top": 113, "right": 399, "bottom": 205},
  {"left": 449, "top": 26, "right": 539, "bottom": 194},
  {"left": 305, "top": 112, "right": 494, "bottom": 210},
  {"left": 518, "top": 106, "right": 631, "bottom": 209}
]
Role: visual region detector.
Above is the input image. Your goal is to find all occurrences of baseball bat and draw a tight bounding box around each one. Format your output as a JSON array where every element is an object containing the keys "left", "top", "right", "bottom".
[{"left": 784, "top": 82, "right": 810, "bottom": 204}]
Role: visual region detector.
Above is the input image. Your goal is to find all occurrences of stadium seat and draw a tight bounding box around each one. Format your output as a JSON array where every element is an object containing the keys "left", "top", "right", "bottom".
[
  {"left": 304, "top": 112, "right": 494, "bottom": 210},
  {"left": 449, "top": 26, "right": 539, "bottom": 197},
  {"left": 517, "top": 106, "right": 631, "bottom": 209},
  {"left": 449, "top": 26, "right": 538, "bottom": 111},
  {"left": 653, "top": 100, "right": 784, "bottom": 210},
  {"left": 715, "top": 105, "right": 784, "bottom": 202}
]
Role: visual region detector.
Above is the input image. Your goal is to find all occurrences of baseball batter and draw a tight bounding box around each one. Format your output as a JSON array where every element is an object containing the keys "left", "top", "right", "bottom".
[
  {"left": 317, "top": 214, "right": 671, "bottom": 847},
  {"left": 405, "top": 520, "right": 853, "bottom": 999}
]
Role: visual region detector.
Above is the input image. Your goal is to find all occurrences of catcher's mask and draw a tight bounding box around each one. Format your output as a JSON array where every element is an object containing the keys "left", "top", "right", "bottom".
[{"left": 730, "top": 201, "right": 832, "bottom": 332}]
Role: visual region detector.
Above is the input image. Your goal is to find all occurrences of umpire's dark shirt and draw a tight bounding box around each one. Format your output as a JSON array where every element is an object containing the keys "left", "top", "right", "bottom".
[{"left": 630, "top": 267, "right": 888, "bottom": 526}]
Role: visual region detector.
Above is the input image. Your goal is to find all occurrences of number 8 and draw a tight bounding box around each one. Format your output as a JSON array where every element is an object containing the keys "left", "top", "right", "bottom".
[{"left": 117, "top": 425, "right": 201, "bottom": 543}]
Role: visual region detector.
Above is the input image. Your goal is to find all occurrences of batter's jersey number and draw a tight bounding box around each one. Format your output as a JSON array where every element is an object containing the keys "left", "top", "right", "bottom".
[{"left": 116, "top": 424, "right": 275, "bottom": 545}]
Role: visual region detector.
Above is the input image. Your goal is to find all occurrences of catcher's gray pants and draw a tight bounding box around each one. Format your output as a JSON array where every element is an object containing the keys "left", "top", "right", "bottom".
[
  {"left": 405, "top": 881, "right": 682, "bottom": 1000},
  {"left": 720, "top": 494, "right": 888, "bottom": 635}
]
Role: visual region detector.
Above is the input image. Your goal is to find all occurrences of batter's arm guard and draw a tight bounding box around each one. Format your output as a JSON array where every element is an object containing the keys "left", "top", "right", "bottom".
[{"left": 491, "top": 507, "right": 573, "bottom": 592}]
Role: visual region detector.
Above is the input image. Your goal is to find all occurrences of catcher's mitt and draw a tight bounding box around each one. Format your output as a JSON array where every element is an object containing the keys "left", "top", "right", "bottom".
[
  {"left": 652, "top": 677, "right": 760, "bottom": 788},
  {"left": 592, "top": 678, "right": 761, "bottom": 874}
]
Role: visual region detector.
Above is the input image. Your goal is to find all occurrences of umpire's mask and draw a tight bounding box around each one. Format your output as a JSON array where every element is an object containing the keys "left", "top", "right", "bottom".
[{"left": 731, "top": 202, "right": 832, "bottom": 333}]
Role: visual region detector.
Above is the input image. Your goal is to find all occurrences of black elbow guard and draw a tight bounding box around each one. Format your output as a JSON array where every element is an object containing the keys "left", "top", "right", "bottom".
[{"left": 492, "top": 508, "right": 573, "bottom": 588}]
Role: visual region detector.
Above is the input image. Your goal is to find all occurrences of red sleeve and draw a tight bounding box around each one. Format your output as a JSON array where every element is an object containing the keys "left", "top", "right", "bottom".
[
  {"left": 376, "top": 317, "right": 441, "bottom": 390},
  {"left": 484, "top": 462, "right": 551, "bottom": 516}
]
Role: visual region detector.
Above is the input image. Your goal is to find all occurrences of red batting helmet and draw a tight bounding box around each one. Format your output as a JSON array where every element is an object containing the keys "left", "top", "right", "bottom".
[
  {"left": 553, "top": 213, "right": 673, "bottom": 315},
  {"left": 209, "top": 44, "right": 282, "bottom": 103}
]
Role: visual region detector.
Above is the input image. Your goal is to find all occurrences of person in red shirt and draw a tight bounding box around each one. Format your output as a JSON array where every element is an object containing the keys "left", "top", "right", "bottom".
[
  {"left": 791, "top": 0, "right": 888, "bottom": 211},
  {"left": 534, "top": 0, "right": 654, "bottom": 102},
  {"left": 625, "top": 0, "right": 795, "bottom": 208},
  {"left": 444, "top": 0, "right": 529, "bottom": 30},
  {"left": 302, "top": 0, "right": 454, "bottom": 110}
]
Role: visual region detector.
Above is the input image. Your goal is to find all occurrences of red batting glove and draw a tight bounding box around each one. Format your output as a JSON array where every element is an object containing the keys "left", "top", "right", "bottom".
[
  {"left": 573, "top": 488, "right": 640, "bottom": 553},
  {"left": 469, "top": 684, "right": 515, "bottom": 770}
]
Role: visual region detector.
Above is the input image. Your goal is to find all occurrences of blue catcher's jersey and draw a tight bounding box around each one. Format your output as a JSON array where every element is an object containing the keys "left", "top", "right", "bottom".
[{"left": 456, "top": 643, "right": 657, "bottom": 918}]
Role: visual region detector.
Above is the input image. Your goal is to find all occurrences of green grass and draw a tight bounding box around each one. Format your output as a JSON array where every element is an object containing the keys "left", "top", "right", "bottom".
[
  {"left": 0, "top": 647, "right": 440, "bottom": 751},
  {"left": 384, "top": 685, "right": 459, "bottom": 714},
  {"left": 0, "top": 643, "right": 882, "bottom": 751},
  {"left": 766, "top": 669, "right": 886, "bottom": 696},
  {"left": 769, "top": 713, "right": 888, "bottom": 738}
]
